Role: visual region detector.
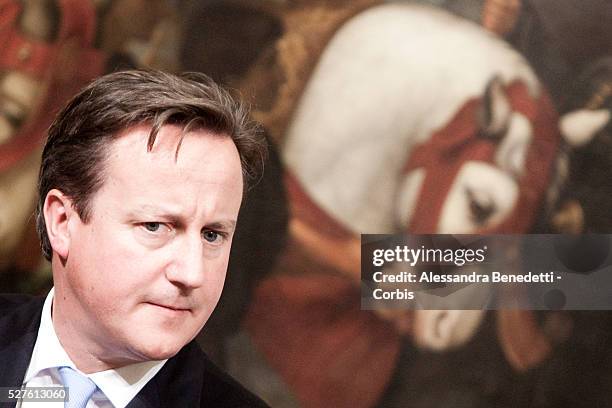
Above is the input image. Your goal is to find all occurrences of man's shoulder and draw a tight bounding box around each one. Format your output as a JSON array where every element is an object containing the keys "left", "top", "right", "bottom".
[
  {"left": 0, "top": 293, "right": 45, "bottom": 324},
  {"left": 157, "top": 341, "right": 270, "bottom": 407},
  {"left": 0, "top": 294, "right": 45, "bottom": 342},
  {"left": 196, "top": 344, "right": 270, "bottom": 408},
  {"left": 0, "top": 293, "right": 43, "bottom": 311},
  {"left": 0, "top": 293, "right": 45, "bottom": 386}
]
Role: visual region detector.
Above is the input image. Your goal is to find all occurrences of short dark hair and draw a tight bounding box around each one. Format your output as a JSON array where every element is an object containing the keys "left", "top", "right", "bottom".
[{"left": 36, "top": 70, "right": 266, "bottom": 260}]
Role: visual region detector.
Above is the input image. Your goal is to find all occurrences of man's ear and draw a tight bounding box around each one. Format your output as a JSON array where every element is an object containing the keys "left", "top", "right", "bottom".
[{"left": 43, "top": 189, "right": 75, "bottom": 259}]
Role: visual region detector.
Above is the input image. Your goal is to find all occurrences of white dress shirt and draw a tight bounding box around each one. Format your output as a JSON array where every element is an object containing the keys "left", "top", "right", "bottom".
[{"left": 19, "top": 288, "right": 167, "bottom": 408}]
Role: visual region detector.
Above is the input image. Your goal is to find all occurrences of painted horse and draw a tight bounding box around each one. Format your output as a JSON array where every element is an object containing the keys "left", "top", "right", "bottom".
[{"left": 246, "top": 3, "right": 566, "bottom": 407}]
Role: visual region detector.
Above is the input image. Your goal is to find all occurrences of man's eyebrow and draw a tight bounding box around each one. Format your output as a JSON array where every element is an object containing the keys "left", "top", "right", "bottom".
[
  {"left": 129, "top": 205, "right": 237, "bottom": 230},
  {"left": 205, "top": 220, "right": 237, "bottom": 232}
]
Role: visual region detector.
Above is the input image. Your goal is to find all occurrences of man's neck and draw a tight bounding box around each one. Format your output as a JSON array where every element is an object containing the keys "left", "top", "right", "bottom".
[{"left": 51, "top": 293, "right": 141, "bottom": 373}]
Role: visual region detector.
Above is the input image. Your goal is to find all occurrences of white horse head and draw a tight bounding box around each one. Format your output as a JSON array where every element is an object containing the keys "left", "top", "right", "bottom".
[{"left": 283, "top": 3, "right": 563, "bottom": 350}]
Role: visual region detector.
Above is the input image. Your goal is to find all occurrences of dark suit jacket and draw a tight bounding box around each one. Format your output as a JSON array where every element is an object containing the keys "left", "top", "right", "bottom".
[{"left": 0, "top": 294, "right": 269, "bottom": 407}]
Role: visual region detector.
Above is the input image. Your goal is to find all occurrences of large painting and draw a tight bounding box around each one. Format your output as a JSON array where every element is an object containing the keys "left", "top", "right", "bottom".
[{"left": 1, "top": 1, "right": 610, "bottom": 407}]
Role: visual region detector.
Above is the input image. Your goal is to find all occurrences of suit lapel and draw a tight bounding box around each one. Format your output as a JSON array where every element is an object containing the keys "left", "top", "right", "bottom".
[
  {"left": 125, "top": 389, "right": 160, "bottom": 408},
  {"left": 125, "top": 376, "right": 161, "bottom": 408},
  {"left": 126, "top": 342, "right": 205, "bottom": 408}
]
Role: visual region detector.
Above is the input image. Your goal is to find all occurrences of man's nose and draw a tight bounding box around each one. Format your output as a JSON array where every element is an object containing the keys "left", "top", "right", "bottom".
[{"left": 165, "top": 237, "right": 206, "bottom": 289}]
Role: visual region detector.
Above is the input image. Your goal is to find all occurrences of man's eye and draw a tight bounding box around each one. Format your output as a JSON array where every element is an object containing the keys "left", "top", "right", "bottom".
[
  {"left": 202, "top": 230, "right": 221, "bottom": 243},
  {"left": 142, "top": 222, "right": 165, "bottom": 233}
]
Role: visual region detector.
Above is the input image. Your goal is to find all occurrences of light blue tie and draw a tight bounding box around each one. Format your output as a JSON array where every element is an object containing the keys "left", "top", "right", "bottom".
[{"left": 58, "top": 367, "right": 97, "bottom": 408}]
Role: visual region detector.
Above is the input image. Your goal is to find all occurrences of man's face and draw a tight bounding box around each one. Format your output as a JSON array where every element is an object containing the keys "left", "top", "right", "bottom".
[{"left": 53, "top": 124, "right": 243, "bottom": 365}]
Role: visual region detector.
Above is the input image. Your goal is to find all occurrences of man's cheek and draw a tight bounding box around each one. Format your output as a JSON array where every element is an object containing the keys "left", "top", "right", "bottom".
[{"left": 202, "top": 274, "right": 227, "bottom": 315}]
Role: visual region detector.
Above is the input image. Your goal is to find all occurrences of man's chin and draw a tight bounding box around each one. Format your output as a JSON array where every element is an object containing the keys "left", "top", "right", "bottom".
[
  {"left": 124, "top": 330, "right": 191, "bottom": 362},
  {"left": 96, "top": 339, "right": 183, "bottom": 369},
  {"left": 133, "top": 340, "right": 185, "bottom": 362}
]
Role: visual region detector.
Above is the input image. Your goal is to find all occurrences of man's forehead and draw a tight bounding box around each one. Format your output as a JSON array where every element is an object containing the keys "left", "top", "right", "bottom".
[
  {"left": 98, "top": 123, "right": 244, "bottom": 214},
  {"left": 112, "top": 123, "right": 215, "bottom": 153},
  {"left": 105, "top": 124, "right": 244, "bottom": 191}
]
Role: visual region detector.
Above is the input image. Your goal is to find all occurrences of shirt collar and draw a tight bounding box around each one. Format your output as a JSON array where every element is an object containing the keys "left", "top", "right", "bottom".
[{"left": 24, "top": 288, "right": 168, "bottom": 408}]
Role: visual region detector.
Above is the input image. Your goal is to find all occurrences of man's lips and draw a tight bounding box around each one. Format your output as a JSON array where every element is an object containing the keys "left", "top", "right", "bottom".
[{"left": 146, "top": 302, "right": 192, "bottom": 312}]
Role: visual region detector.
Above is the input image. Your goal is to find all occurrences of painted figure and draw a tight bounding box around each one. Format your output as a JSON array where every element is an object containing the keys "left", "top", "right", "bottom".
[
  {"left": 0, "top": 0, "right": 179, "bottom": 289},
  {"left": 246, "top": 3, "right": 566, "bottom": 407},
  {"left": 0, "top": 0, "right": 105, "bottom": 289}
]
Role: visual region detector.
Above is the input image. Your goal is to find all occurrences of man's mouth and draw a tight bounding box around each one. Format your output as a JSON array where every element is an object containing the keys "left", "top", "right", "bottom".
[{"left": 146, "top": 302, "right": 191, "bottom": 313}]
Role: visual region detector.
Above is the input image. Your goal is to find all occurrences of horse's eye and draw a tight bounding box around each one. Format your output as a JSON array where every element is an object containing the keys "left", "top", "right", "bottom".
[
  {"left": 466, "top": 187, "right": 496, "bottom": 225},
  {"left": 0, "top": 98, "right": 27, "bottom": 144}
]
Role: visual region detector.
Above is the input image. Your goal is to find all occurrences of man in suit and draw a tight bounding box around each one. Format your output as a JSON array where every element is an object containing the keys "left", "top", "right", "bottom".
[{"left": 0, "top": 70, "right": 269, "bottom": 407}]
